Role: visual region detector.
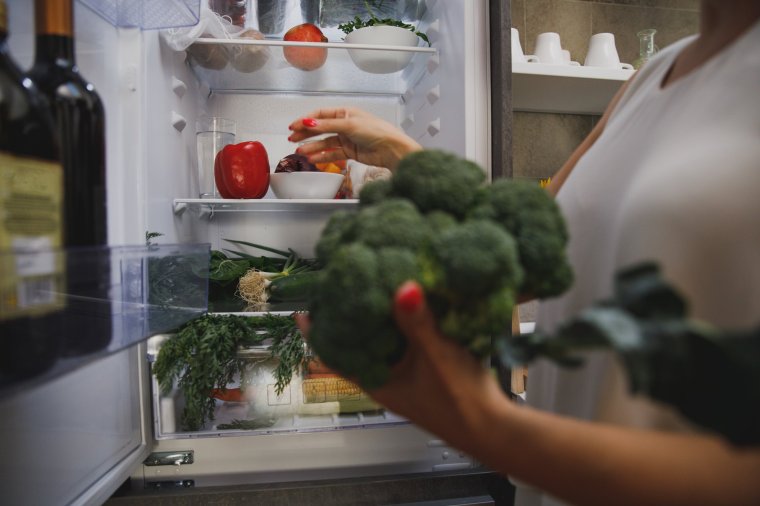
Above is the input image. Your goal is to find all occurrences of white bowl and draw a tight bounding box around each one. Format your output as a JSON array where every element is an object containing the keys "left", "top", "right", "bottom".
[
  {"left": 270, "top": 172, "right": 344, "bottom": 199},
  {"left": 345, "top": 25, "right": 420, "bottom": 74}
]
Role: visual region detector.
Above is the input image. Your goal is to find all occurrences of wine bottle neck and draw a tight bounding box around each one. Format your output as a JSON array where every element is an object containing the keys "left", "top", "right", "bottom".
[
  {"left": 0, "top": 1, "right": 7, "bottom": 36},
  {"left": 34, "top": 34, "right": 75, "bottom": 64}
]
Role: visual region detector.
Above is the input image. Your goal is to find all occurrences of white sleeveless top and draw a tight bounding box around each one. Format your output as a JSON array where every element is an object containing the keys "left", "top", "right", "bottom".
[{"left": 515, "top": 19, "right": 760, "bottom": 506}]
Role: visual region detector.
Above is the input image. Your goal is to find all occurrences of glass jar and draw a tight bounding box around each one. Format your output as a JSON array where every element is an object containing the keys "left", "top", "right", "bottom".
[{"left": 633, "top": 28, "right": 658, "bottom": 70}]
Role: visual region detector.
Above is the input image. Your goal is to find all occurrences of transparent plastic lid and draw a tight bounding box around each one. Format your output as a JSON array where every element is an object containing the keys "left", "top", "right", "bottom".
[
  {"left": 0, "top": 243, "right": 210, "bottom": 398},
  {"left": 78, "top": 0, "right": 201, "bottom": 30}
]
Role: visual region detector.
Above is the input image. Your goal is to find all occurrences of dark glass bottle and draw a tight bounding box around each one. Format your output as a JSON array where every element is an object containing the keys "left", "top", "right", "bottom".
[
  {"left": 0, "top": 0, "right": 64, "bottom": 382},
  {"left": 27, "top": 0, "right": 111, "bottom": 356}
]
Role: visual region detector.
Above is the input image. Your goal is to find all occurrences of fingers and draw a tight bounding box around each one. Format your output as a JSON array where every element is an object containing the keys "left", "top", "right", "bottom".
[
  {"left": 287, "top": 107, "right": 356, "bottom": 137},
  {"left": 296, "top": 136, "right": 350, "bottom": 164},
  {"left": 392, "top": 281, "right": 441, "bottom": 354},
  {"left": 296, "top": 135, "right": 343, "bottom": 155},
  {"left": 288, "top": 118, "right": 345, "bottom": 143},
  {"left": 304, "top": 148, "right": 346, "bottom": 165}
]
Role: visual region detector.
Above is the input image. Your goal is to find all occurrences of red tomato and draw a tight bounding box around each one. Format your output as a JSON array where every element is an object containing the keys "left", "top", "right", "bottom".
[{"left": 214, "top": 141, "right": 270, "bottom": 199}]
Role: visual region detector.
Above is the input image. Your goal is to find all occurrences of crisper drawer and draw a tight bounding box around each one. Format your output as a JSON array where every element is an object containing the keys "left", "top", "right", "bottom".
[{"left": 147, "top": 319, "right": 408, "bottom": 439}]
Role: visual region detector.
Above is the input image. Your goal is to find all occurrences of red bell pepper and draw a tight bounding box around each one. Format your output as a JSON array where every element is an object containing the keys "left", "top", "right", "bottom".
[{"left": 214, "top": 141, "right": 270, "bottom": 199}]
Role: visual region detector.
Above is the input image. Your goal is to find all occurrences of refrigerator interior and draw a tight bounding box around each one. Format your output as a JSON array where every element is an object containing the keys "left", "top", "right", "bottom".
[{"left": 137, "top": 0, "right": 492, "bottom": 489}]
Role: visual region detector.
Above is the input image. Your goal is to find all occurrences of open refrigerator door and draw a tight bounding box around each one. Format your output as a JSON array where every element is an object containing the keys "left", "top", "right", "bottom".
[{"left": 1, "top": 0, "right": 500, "bottom": 502}]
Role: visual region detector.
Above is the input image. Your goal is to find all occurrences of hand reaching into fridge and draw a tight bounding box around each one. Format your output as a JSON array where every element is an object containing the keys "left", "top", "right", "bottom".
[{"left": 287, "top": 107, "right": 422, "bottom": 170}]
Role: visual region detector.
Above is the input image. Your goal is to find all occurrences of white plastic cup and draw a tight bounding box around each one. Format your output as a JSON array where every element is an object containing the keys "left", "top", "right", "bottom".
[
  {"left": 512, "top": 28, "right": 539, "bottom": 63},
  {"left": 196, "top": 117, "right": 236, "bottom": 198},
  {"left": 584, "top": 33, "right": 634, "bottom": 69},
  {"left": 534, "top": 32, "right": 566, "bottom": 65}
]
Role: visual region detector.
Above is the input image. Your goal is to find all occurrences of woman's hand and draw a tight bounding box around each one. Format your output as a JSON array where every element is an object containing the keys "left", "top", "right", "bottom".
[{"left": 287, "top": 107, "right": 422, "bottom": 170}]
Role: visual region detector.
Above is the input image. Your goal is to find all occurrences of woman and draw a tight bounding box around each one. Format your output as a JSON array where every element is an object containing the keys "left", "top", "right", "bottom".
[{"left": 287, "top": 2, "right": 760, "bottom": 504}]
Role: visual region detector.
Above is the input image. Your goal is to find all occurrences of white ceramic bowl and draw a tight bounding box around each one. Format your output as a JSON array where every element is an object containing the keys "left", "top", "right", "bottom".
[
  {"left": 270, "top": 172, "right": 344, "bottom": 199},
  {"left": 345, "top": 25, "right": 420, "bottom": 74}
]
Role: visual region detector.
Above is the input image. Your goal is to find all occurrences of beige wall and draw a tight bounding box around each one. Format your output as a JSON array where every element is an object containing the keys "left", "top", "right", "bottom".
[{"left": 511, "top": 0, "right": 700, "bottom": 181}]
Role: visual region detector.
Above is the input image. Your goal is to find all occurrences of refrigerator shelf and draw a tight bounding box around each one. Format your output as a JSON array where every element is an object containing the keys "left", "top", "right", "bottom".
[
  {"left": 0, "top": 243, "right": 209, "bottom": 399},
  {"left": 186, "top": 38, "right": 437, "bottom": 95},
  {"left": 513, "top": 61, "right": 634, "bottom": 115},
  {"left": 173, "top": 197, "right": 359, "bottom": 218}
]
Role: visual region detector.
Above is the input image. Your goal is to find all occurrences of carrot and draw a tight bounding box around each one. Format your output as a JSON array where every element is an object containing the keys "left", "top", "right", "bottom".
[{"left": 209, "top": 387, "right": 246, "bottom": 403}]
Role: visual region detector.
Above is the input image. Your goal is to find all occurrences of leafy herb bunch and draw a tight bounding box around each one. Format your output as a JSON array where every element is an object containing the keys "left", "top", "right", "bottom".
[
  {"left": 338, "top": 0, "right": 430, "bottom": 46},
  {"left": 153, "top": 313, "right": 309, "bottom": 431}
]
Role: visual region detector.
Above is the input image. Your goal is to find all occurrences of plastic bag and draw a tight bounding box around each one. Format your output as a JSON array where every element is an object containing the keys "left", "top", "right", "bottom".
[{"left": 161, "top": 4, "right": 270, "bottom": 72}]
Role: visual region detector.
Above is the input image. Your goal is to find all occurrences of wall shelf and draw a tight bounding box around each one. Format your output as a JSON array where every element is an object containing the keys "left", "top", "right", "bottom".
[
  {"left": 512, "top": 62, "right": 634, "bottom": 115},
  {"left": 186, "top": 38, "right": 437, "bottom": 96}
]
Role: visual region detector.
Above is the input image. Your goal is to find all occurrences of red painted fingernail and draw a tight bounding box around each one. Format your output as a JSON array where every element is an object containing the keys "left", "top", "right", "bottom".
[
  {"left": 288, "top": 125, "right": 294, "bottom": 131},
  {"left": 287, "top": 135, "right": 293, "bottom": 141},
  {"left": 396, "top": 282, "right": 423, "bottom": 313},
  {"left": 295, "top": 147, "right": 302, "bottom": 153},
  {"left": 302, "top": 118, "right": 318, "bottom": 128}
]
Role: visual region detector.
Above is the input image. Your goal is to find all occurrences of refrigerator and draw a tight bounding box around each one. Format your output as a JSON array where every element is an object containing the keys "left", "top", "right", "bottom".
[{"left": 0, "top": 0, "right": 512, "bottom": 504}]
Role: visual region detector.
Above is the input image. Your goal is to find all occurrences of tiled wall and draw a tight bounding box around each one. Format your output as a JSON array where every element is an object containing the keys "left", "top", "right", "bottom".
[
  {"left": 510, "top": 0, "right": 700, "bottom": 181},
  {"left": 511, "top": 1, "right": 700, "bottom": 323}
]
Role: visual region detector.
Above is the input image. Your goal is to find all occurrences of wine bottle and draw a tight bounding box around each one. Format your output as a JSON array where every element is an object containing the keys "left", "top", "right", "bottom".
[
  {"left": 0, "top": 0, "right": 64, "bottom": 382},
  {"left": 27, "top": 0, "right": 110, "bottom": 356}
]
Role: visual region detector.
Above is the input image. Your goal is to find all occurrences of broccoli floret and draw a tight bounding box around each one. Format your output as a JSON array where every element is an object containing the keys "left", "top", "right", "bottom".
[
  {"left": 392, "top": 150, "right": 486, "bottom": 218},
  {"left": 469, "top": 179, "right": 573, "bottom": 298},
  {"left": 439, "top": 285, "right": 516, "bottom": 356},
  {"left": 308, "top": 244, "right": 420, "bottom": 389},
  {"left": 421, "top": 219, "right": 523, "bottom": 298},
  {"left": 426, "top": 210, "right": 458, "bottom": 233},
  {"left": 358, "top": 179, "right": 393, "bottom": 207},
  {"left": 315, "top": 210, "right": 358, "bottom": 263},
  {"left": 418, "top": 220, "right": 523, "bottom": 353},
  {"left": 354, "top": 199, "right": 432, "bottom": 251}
]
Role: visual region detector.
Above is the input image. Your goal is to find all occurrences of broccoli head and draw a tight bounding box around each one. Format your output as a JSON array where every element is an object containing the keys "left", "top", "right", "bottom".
[
  {"left": 469, "top": 179, "right": 573, "bottom": 298},
  {"left": 306, "top": 150, "right": 574, "bottom": 389},
  {"left": 392, "top": 150, "right": 486, "bottom": 218}
]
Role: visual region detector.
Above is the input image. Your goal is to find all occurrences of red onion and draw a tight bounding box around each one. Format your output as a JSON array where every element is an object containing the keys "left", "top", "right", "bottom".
[{"left": 275, "top": 153, "right": 319, "bottom": 173}]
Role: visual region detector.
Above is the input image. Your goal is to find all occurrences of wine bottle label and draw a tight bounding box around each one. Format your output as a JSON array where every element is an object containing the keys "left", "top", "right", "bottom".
[{"left": 0, "top": 151, "right": 65, "bottom": 321}]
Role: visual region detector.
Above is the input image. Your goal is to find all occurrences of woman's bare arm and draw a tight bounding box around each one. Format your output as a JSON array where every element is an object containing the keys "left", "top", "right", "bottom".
[
  {"left": 545, "top": 75, "right": 633, "bottom": 196},
  {"left": 365, "top": 282, "right": 760, "bottom": 506}
]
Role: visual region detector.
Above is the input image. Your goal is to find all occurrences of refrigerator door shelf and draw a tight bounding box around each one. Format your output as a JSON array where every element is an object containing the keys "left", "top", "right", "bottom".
[
  {"left": 0, "top": 243, "right": 209, "bottom": 400},
  {"left": 185, "top": 38, "right": 437, "bottom": 95}
]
